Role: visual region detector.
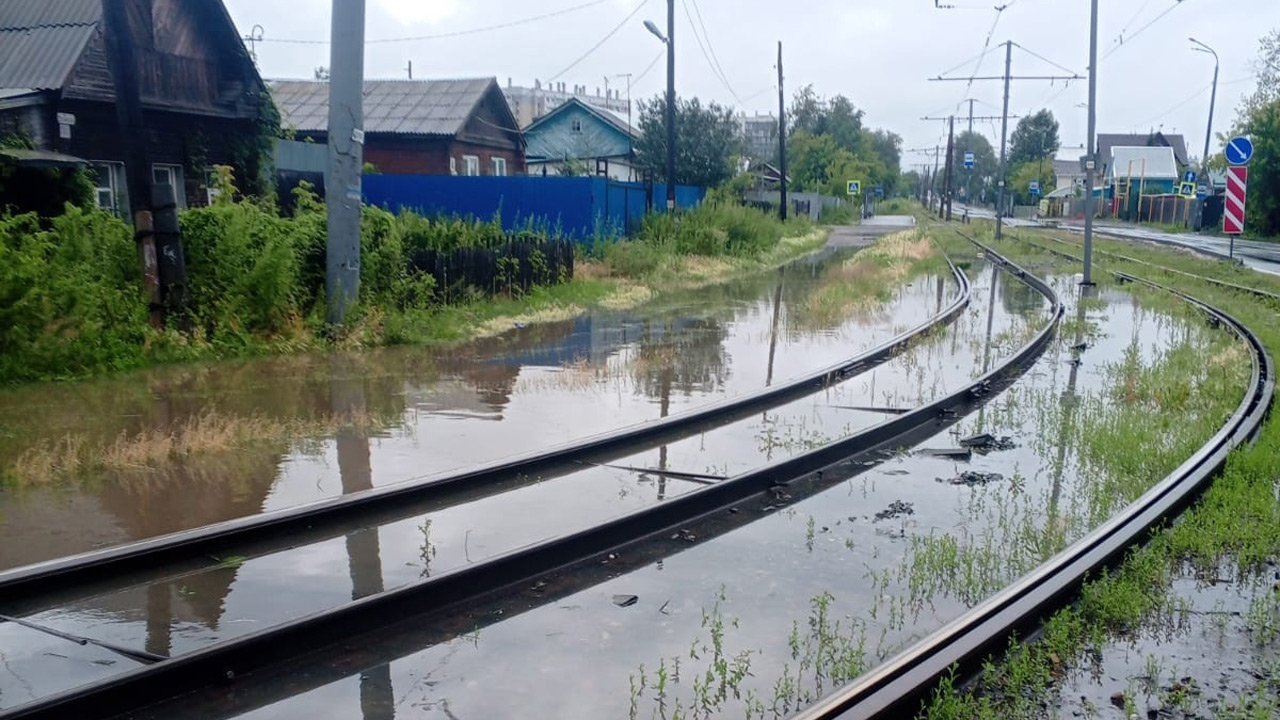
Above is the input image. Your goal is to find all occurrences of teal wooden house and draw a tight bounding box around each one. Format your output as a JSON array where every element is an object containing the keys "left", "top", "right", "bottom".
[{"left": 523, "top": 98, "right": 637, "bottom": 181}]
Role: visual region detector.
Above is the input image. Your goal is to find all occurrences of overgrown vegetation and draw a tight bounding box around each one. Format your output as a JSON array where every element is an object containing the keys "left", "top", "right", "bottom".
[{"left": 0, "top": 183, "right": 825, "bottom": 385}]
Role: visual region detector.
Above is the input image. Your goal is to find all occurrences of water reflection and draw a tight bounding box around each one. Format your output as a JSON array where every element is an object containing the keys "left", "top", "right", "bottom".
[{"left": 0, "top": 250, "right": 951, "bottom": 568}]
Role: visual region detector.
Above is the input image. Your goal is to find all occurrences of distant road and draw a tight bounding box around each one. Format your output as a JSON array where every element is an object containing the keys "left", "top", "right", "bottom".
[{"left": 826, "top": 215, "right": 916, "bottom": 248}]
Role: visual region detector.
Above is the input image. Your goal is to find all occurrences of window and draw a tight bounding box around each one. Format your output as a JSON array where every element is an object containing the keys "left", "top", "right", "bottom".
[
  {"left": 491, "top": 157, "right": 507, "bottom": 177},
  {"left": 89, "top": 161, "right": 126, "bottom": 215},
  {"left": 151, "top": 164, "right": 186, "bottom": 208},
  {"left": 570, "top": 119, "right": 583, "bottom": 134},
  {"left": 450, "top": 157, "right": 458, "bottom": 176},
  {"left": 463, "top": 155, "right": 480, "bottom": 177}
]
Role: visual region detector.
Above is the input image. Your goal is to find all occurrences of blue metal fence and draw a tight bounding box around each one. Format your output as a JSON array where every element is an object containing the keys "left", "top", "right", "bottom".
[{"left": 361, "top": 175, "right": 705, "bottom": 241}]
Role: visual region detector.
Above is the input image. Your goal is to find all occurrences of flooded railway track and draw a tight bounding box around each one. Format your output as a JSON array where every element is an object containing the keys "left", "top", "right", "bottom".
[
  {"left": 790, "top": 230, "right": 1274, "bottom": 720},
  {"left": 0, "top": 255, "right": 974, "bottom": 609},
  {"left": 0, "top": 242, "right": 1065, "bottom": 719}
]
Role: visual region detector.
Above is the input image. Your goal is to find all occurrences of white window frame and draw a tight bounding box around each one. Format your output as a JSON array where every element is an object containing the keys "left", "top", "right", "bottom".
[
  {"left": 570, "top": 118, "right": 583, "bottom": 134},
  {"left": 491, "top": 157, "right": 507, "bottom": 177},
  {"left": 463, "top": 155, "right": 480, "bottom": 177},
  {"left": 89, "top": 161, "right": 127, "bottom": 215},
  {"left": 151, "top": 163, "right": 186, "bottom": 208},
  {"left": 450, "top": 156, "right": 458, "bottom": 176}
]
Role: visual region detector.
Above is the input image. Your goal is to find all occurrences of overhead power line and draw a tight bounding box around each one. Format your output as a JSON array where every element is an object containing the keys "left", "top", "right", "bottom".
[
  {"left": 687, "top": 0, "right": 739, "bottom": 103},
  {"left": 259, "top": 0, "right": 615, "bottom": 45},
  {"left": 633, "top": 50, "right": 665, "bottom": 88},
  {"left": 680, "top": 0, "right": 739, "bottom": 103},
  {"left": 1103, "top": 0, "right": 1192, "bottom": 61},
  {"left": 548, "top": 0, "right": 651, "bottom": 82}
]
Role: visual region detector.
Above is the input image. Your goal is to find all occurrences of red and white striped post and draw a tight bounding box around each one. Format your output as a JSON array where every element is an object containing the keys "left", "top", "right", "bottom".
[{"left": 1223, "top": 166, "right": 1248, "bottom": 259}]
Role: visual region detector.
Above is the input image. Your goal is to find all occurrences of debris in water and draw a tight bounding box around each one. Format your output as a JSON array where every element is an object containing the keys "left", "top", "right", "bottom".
[
  {"left": 920, "top": 447, "right": 972, "bottom": 460},
  {"left": 882, "top": 469, "right": 910, "bottom": 476},
  {"left": 957, "top": 433, "right": 1017, "bottom": 453},
  {"left": 670, "top": 529, "right": 697, "bottom": 543},
  {"left": 937, "top": 470, "right": 1005, "bottom": 487},
  {"left": 613, "top": 594, "right": 639, "bottom": 608},
  {"left": 873, "top": 500, "right": 915, "bottom": 522}
]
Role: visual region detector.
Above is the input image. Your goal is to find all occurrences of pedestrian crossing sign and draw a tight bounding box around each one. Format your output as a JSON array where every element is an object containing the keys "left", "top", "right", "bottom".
[
  {"left": 847, "top": 180, "right": 861, "bottom": 196},
  {"left": 1178, "top": 181, "right": 1196, "bottom": 198}
]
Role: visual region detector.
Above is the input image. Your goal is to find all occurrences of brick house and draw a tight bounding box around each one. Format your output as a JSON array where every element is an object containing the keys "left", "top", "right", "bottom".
[
  {"left": 0, "top": 0, "right": 271, "bottom": 214},
  {"left": 270, "top": 78, "right": 526, "bottom": 177}
]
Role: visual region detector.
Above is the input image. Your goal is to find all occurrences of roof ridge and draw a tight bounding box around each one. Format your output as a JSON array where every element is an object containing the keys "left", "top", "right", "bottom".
[{"left": 0, "top": 21, "right": 98, "bottom": 31}]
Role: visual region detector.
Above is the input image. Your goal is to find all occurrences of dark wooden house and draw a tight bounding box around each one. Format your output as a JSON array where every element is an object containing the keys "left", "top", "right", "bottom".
[
  {"left": 0, "top": 0, "right": 269, "bottom": 214},
  {"left": 270, "top": 78, "right": 527, "bottom": 177}
]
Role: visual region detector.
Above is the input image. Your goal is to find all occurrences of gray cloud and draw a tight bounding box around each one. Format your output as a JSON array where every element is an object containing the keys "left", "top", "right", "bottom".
[{"left": 226, "top": 0, "right": 1276, "bottom": 166}]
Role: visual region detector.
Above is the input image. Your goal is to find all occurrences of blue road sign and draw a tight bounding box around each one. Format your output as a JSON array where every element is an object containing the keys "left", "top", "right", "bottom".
[
  {"left": 1179, "top": 182, "right": 1197, "bottom": 198},
  {"left": 1029, "top": 180, "right": 1041, "bottom": 195},
  {"left": 964, "top": 152, "right": 975, "bottom": 169},
  {"left": 1196, "top": 182, "right": 1209, "bottom": 199},
  {"left": 1183, "top": 170, "right": 1197, "bottom": 185},
  {"left": 847, "top": 180, "right": 861, "bottom": 195},
  {"left": 874, "top": 186, "right": 884, "bottom": 197},
  {"left": 1225, "top": 136, "right": 1254, "bottom": 166}
]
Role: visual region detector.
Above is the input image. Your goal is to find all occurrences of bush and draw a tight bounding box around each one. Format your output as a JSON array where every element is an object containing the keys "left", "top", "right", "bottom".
[
  {"left": 634, "top": 202, "right": 795, "bottom": 258},
  {"left": 0, "top": 206, "right": 148, "bottom": 381}
]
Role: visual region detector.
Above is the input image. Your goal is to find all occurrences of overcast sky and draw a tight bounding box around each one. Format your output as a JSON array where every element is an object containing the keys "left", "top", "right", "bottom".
[{"left": 224, "top": 0, "right": 1275, "bottom": 168}]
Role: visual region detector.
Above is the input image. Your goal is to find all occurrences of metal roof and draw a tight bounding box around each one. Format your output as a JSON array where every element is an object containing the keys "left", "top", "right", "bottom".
[
  {"left": 270, "top": 78, "right": 501, "bottom": 137},
  {"left": 1097, "top": 132, "right": 1189, "bottom": 167},
  {"left": 0, "top": 0, "right": 100, "bottom": 91},
  {"left": 1109, "top": 145, "right": 1179, "bottom": 180}
]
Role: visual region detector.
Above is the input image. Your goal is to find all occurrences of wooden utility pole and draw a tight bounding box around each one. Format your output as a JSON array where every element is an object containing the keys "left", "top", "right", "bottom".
[
  {"left": 100, "top": 0, "right": 162, "bottom": 328},
  {"left": 777, "top": 41, "right": 788, "bottom": 221}
]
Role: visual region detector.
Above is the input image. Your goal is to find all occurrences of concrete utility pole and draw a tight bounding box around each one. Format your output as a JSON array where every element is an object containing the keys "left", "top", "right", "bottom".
[
  {"left": 326, "top": 0, "right": 367, "bottom": 326},
  {"left": 1190, "top": 38, "right": 1219, "bottom": 168},
  {"left": 967, "top": 99, "right": 975, "bottom": 206},
  {"left": 1083, "top": 0, "right": 1099, "bottom": 285},
  {"left": 665, "top": 0, "right": 677, "bottom": 211},
  {"left": 943, "top": 116, "right": 955, "bottom": 221},
  {"left": 101, "top": 0, "right": 163, "bottom": 328},
  {"left": 996, "top": 41, "right": 1012, "bottom": 240},
  {"left": 777, "top": 41, "right": 788, "bottom": 221}
]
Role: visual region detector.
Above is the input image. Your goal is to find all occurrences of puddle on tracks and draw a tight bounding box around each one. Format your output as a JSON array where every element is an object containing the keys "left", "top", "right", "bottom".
[{"left": 97, "top": 258, "right": 1250, "bottom": 720}]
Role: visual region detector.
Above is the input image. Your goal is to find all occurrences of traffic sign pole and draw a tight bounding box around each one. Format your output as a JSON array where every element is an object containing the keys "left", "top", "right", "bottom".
[{"left": 1223, "top": 166, "right": 1248, "bottom": 258}]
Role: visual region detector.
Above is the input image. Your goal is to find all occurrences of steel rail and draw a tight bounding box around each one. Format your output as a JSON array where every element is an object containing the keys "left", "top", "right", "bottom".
[
  {"left": 0, "top": 247, "right": 1062, "bottom": 720},
  {"left": 0, "top": 256, "right": 972, "bottom": 609},
  {"left": 792, "top": 230, "right": 1275, "bottom": 720}
]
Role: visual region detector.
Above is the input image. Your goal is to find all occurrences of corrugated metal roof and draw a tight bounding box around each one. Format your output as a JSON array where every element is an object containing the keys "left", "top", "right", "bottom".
[
  {"left": 0, "top": 0, "right": 100, "bottom": 91},
  {"left": 0, "top": 25, "right": 96, "bottom": 91},
  {"left": 1109, "top": 146, "right": 1179, "bottom": 180},
  {"left": 0, "top": 0, "right": 100, "bottom": 31},
  {"left": 1098, "top": 132, "right": 1189, "bottom": 167},
  {"left": 270, "top": 78, "right": 499, "bottom": 137}
]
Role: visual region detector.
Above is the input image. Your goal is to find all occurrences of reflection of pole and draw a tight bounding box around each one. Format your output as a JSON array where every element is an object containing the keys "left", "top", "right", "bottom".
[
  {"left": 976, "top": 266, "right": 1000, "bottom": 432},
  {"left": 657, "top": 364, "right": 673, "bottom": 500},
  {"left": 1046, "top": 285, "right": 1090, "bottom": 553},
  {"left": 145, "top": 583, "right": 172, "bottom": 657},
  {"left": 765, "top": 271, "right": 785, "bottom": 386},
  {"left": 331, "top": 360, "right": 396, "bottom": 720},
  {"left": 935, "top": 272, "right": 944, "bottom": 315}
]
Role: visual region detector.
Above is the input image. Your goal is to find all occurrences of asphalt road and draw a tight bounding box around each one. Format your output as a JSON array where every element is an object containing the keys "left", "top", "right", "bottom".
[{"left": 826, "top": 215, "right": 916, "bottom": 248}]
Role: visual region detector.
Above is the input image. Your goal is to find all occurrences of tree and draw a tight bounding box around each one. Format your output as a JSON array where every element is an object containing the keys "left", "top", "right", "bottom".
[
  {"left": 1009, "top": 109, "right": 1060, "bottom": 168},
  {"left": 1231, "top": 97, "right": 1280, "bottom": 236},
  {"left": 788, "top": 85, "right": 864, "bottom": 154},
  {"left": 634, "top": 95, "right": 741, "bottom": 188},
  {"left": 788, "top": 130, "right": 884, "bottom": 197},
  {"left": 863, "top": 129, "right": 902, "bottom": 194},
  {"left": 1238, "top": 28, "right": 1279, "bottom": 121},
  {"left": 899, "top": 170, "right": 922, "bottom": 199},
  {"left": 953, "top": 131, "right": 997, "bottom": 202},
  {"left": 1007, "top": 160, "right": 1056, "bottom": 207}
]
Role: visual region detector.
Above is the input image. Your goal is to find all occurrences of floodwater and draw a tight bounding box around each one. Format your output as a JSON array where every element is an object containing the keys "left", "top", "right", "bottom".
[
  {"left": 0, "top": 257, "right": 1027, "bottom": 710},
  {"left": 105, "top": 256, "right": 1247, "bottom": 720},
  {"left": 0, "top": 248, "right": 943, "bottom": 571}
]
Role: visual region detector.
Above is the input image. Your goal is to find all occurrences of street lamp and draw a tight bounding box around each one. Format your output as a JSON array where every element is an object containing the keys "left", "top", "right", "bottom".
[
  {"left": 1190, "top": 37, "right": 1219, "bottom": 169},
  {"left": 644, "top": 6, "right": 676, "bottom": 211}
]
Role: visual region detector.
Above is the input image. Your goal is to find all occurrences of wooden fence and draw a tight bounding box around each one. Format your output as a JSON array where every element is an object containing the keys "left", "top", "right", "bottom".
[{"left": 408, "top": 236, "right": 575, "bottom": 302}]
